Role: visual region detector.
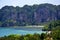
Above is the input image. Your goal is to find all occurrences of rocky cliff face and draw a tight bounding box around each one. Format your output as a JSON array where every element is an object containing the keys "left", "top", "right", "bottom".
[{"left": 0, "top": 3, "right": 60, "bottom": 27}]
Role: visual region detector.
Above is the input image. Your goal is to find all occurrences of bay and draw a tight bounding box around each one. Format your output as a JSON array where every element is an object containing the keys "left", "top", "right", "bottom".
[{"left": 0, "top": 27, "right": 46, "bottom": 37}]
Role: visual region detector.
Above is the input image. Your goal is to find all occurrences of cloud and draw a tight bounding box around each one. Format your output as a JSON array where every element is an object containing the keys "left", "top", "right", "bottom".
[{"left": 0, "top": 0, "right": 60, "bottom": 9}]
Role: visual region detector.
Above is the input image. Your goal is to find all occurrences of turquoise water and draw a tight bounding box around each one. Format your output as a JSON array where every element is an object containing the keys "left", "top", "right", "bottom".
[{"left": 0, "top": 27, "right": 46, "bottom": 37}]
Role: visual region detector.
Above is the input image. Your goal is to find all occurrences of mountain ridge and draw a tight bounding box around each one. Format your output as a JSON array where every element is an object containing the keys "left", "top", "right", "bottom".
[{"left": 0, "top": 3, "right": 60, "bottom": 27}]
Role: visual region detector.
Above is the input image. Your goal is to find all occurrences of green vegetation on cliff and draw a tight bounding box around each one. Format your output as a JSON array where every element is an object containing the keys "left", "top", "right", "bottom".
[{"left": 0, "top": 3, "right": 60, "bottom": 27}]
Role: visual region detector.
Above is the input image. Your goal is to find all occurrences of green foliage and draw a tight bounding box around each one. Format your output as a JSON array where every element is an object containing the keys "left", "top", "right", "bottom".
[
  {"left": 0, "top": 33, "right": 47, "bottom": 40},
  {"left": 43, "top": 20, "right": 60, "bottom": 31},
  {"left": 43, "top": 20, "right": 60, "bottom": 40},
  {"left": 51, "top": 26, "right": 60, "bottom": 40}
]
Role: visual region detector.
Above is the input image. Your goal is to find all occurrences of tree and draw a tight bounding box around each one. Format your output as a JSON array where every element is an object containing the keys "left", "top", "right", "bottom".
[{"left": 51, "top": 26, "right": 60, "bottom": 40}]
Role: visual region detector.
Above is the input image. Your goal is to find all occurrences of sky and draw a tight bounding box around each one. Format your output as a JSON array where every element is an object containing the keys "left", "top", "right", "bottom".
[{"left": 0, "top": 0, "right": 60, "bottom": 9}]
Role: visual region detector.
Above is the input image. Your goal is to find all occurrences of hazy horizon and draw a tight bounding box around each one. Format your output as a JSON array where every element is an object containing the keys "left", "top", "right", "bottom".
[{"left": 0, "top": 0, "right": 60, "bottom": 9}]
